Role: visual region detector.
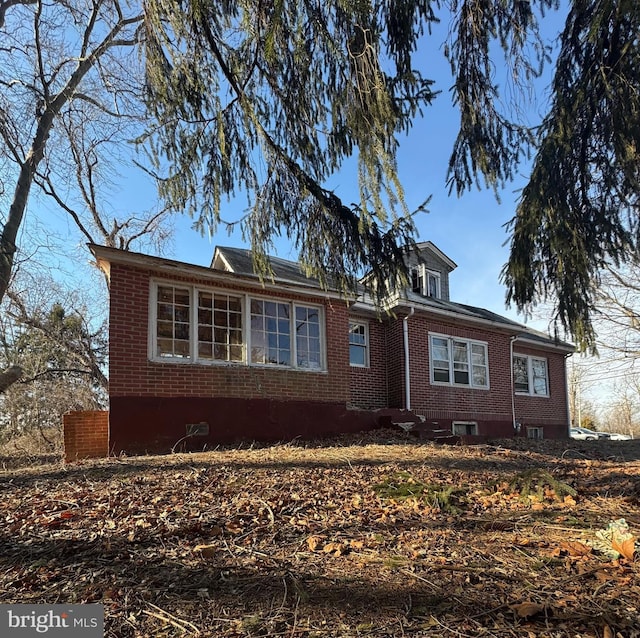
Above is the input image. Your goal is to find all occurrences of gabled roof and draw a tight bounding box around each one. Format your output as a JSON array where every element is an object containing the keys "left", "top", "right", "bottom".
[
  {"left": 413, "top": 241, "right": 457, "bottom": 271},
  {"left": 212, "top": 246, "right": 328, "bottom": 289}
]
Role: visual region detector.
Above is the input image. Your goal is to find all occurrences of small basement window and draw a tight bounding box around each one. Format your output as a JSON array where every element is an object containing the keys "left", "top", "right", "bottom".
[
  {"left": 452, "top": 421, "right": 478, "bottom": 436},
  {"left": 526, "top": 426, "right": 544, "bottom": 440}
]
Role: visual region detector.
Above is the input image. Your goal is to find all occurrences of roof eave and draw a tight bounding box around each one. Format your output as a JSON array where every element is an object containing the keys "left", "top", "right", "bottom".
[
  {"left": 89, "top": 244, "right": 345, "bottom": 300},
  {"left": 351, "top": 292, "right": 574, "bottom": 352}
]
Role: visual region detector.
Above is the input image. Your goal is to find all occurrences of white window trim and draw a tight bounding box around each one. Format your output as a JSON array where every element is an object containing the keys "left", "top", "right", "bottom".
[
  {"left": 148, "top": 280, "right": 326, "bottom": 371},
  {"left": 426, "top": 269, "right": 441, "bottom": 299},
  {"left": 513, "top": 353, "right": 549, "bottom": 397},
  {"left": 410, "top": 264, "right": 442, "bottom": 299},
  {"left": 452, "top": 421, "right": 478, "bottom": 435},
  {"left": 348, "top": 320, "right": 370, "bottom": 368},
  {"left": 429, "top": 332, "right": 490, "bottom": 390}
]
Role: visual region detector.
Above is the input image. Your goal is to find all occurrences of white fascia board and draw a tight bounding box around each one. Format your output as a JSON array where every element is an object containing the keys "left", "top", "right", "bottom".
[
  {"left": 89, "top": 244, "right": 345, "bottom": 301},
  {"left": 415, "top": 241, "right": 457, "bottom": 271},
  {"left": 512, "top": 335, "right": 575, "bottom": 354}
]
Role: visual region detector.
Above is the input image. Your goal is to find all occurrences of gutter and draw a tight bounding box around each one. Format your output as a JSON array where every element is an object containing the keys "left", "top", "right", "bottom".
[
  {"left": 357, "top": 292, "right": 575, "bottom": 354},
  {"left": 564, "top": 352, "right": 573, "bottom": 435},
  {"left": 403, "top": 306, "right": 415, "bottom": 410}
]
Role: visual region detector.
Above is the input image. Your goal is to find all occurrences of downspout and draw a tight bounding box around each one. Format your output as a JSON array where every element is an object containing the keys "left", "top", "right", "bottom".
[
  {"left": 510, "top": 336, "right": 518, "bottom": 434},
  {"left": 403, "top": 306, "right": 415, "bottom": 410},
  {"left": 565, "top": 353, "right": 573, "bottom": 435}
]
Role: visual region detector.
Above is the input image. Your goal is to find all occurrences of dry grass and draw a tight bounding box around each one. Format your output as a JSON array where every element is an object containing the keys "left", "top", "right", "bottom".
[{"left": 1, "top": 430, "right": 639, "bottom": 637}]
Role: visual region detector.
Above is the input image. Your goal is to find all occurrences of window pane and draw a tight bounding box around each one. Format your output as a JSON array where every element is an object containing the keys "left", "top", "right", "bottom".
[
  {"left": 472, "top": 366, "right": 487, "bottom": 387},
  {"left": 427, "top": 272, "right": 439, "bottom": 297},
  {"left": 350, "top": 345, "right": 365, "bottom": 366},
  {"left": 155, "top": 285, "right": 191, "bottom": 359},
  {"left": 513, "top": 356, "right": 529, "bottom": 392},
  {"left": 296, "top": 305, "right": 321, "bottom": 368},
  {"left": 251, "top": 299, "right": 291, "bottom": 366},
  {"left": 431, "top": 337, "right": 449, "bottom": 361},
  {"left": 433, "top": 368, "right": 450, "bottom": 383},
  {"left": 471, "top": 344, "right": 486, "bottom": 365},
  {"left": 158, "top": 304, "right": 173, "bottom": 321},
  {"left": 199, "top": 343, "right": 213, "bottom": 359},
  {"left": 453, "top": 341, "right": 468, "bottom": 363},
  {"left": 532, "top": 359, "right": 548, "bottom": 395}
]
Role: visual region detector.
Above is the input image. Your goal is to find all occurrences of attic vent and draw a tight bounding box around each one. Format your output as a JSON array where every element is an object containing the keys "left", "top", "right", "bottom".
[{"left": 186, "top": 422, "right": 209, "bottom": 437}]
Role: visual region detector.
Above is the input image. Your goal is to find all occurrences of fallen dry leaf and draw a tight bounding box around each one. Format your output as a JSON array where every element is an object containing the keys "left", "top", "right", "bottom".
[
  {"left": 194, "top": 544, "right": 217, "bottom": 559},
  {"left": 561, "top": 541, "right": 592, "bottom": 557},
  {"left": 306, "top": 535, "right": 323, "bottom": 552},
  {"left": 612, "top": 536, "right": 636, "bottom": 561},
  {"left": 322, "top": 542, "right": 346, "bottom": 557},
  {"left": 511, "top": 602, "right": 545, "bottom": 619}
]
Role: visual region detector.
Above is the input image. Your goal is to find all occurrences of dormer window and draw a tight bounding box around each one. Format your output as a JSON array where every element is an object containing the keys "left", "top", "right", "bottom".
[
  {"left": 426, "top": 270, "right": 440, "bottom": 298},
  {"left": 410, "top": 265, "right": 441, "bottom": 299},
  {"left": 410, "top": 267, "right": 424, "bottom": 294}
]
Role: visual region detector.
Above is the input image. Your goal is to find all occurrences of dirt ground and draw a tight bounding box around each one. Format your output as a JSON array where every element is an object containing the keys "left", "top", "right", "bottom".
[{"left": 1, "top": 430, "right": 639, "bottom": 637}]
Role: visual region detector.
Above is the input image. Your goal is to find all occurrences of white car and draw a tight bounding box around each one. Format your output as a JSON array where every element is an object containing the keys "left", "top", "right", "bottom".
[
  {"left": 607, "top": 432, "right": 633, "bottom": 441},
  {"left": 570, "top": 427, "right": 608, "bottom": 440}
]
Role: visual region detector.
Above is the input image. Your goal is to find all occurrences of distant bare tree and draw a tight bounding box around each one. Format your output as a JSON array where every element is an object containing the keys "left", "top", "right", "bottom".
[
  {"left": 0, "top": 0, "right": 171, "bottom": 392},
  {"left": 0, "top": 270, "right": 107, "bottom": 449}
]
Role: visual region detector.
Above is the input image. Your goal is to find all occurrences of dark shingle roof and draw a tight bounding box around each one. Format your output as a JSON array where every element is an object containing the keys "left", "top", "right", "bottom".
[
  {"left": 213, "top": 246, "right": 326, "bottom": 288},
  {"left": 215, "top": 246, "right": 573, "bottom": 351}
]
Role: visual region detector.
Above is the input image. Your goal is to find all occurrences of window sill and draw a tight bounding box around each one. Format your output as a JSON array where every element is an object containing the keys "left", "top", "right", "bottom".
[{"left": 430, "top": 381, "right": 490, "bottom": 391}]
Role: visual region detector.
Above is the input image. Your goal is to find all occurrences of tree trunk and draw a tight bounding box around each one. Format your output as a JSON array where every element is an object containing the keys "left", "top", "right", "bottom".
[{"left": 0, "top": 365, "right": 23, "bottom": 394}]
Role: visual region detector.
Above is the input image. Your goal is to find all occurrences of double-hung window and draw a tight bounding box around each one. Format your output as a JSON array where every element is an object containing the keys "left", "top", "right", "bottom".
[
  {"left": 513, "top": 354, "right": 549, "bottom": 396},
  {"left": 349, "top": 321, "right": 369, "bottom": 367},
  {"left": 429, "top": 334, "right": 489, "bottom": 389}
]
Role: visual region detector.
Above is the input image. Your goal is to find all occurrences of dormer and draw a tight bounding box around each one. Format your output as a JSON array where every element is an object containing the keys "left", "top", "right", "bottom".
[{"left": 405, "top": 241, "right": 456, "bottom": 302}]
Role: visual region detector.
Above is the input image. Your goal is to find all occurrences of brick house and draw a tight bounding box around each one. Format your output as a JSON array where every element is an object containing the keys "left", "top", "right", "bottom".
[{"left": 89, "top": 241, "right": 573, "bottom": 455}]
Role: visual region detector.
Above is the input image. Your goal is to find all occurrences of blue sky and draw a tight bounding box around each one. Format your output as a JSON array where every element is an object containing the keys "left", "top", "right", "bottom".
[
  {"left": 21, "top": 4, "right": 567, "bottom": 335},
  {"left": 160, "top": 10, "right": 567, "bottom": 334}
]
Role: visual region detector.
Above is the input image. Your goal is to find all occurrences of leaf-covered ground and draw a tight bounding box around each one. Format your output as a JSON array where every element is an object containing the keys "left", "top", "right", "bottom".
[{"left": 1, "top": 431, "right": 639, "bottom": 637}]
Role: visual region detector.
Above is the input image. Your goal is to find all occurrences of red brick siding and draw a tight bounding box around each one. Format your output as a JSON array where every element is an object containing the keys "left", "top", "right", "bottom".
[
  {"left": 355, "top": 312, "right": 569, "bottom": 439},
  {"left": 406, "top": 316, "right": 569, "bottom": 437},
  {"left": 63, "top": 411, "right": 109, "bottom": 462},
  {"left": 108, "top": 261, "right": 569, "bottom": 448},
  {"left": 109, "top": 263, "right": 351, "bottom": 403},
  {"left": 348, "top": 316, "right": 388, "bottom": 409},
  {"left": 513, "top": 345, "right": 569, "bottom": 434},
  {"left": 386, "top": 318, "right": 406, "bottom": 408}
]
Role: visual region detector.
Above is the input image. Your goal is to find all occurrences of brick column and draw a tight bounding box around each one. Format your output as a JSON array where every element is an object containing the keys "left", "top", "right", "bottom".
[{"left": 63, "top": 411, "right": 109, "bottom": 462}]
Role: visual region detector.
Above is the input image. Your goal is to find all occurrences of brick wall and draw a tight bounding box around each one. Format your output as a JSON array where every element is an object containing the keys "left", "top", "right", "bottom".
[
  {"left": 63, "top": 411, "right": 109, "bottom": 462},
  {"left": 348, "top": 315, "right": 388, "bottom": 409},
  {"left": 109, "top": 263, "right": 351, "bottom": 403},
  {"left": 348, "top": 310, "right": 569, "bottom": 438},
  {"left": 406, "top": 315, "right": 569, "bottom": 436},
  {"left": 108, "top": 263, "right": 356, "bottom": 452}
]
